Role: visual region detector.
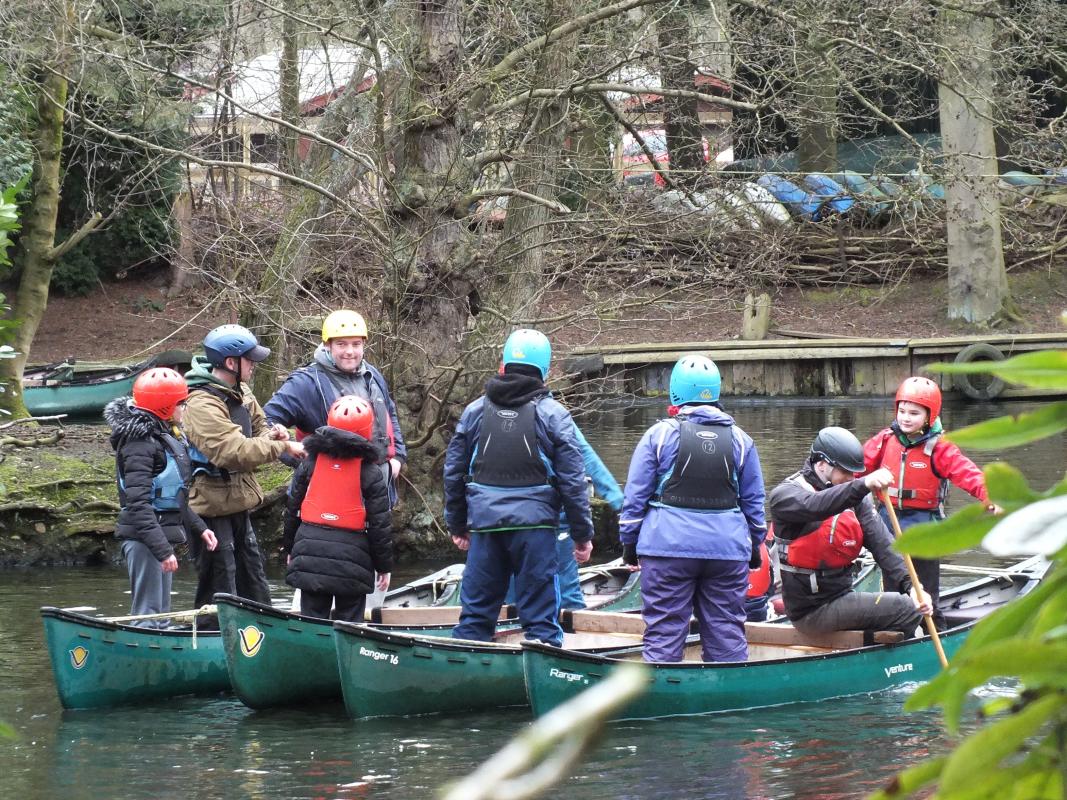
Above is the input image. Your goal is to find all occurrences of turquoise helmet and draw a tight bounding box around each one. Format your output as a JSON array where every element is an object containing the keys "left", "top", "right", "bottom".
[
  {"left": 669, "top": 355, "right": 721, "bottom": 406},
  {"left": 502, "top": 329, "right": 551, "bottom": 379}
]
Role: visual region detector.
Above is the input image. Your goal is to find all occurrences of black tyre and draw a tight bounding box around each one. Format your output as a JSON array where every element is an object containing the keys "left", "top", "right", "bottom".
[{"left": 953, "top": 343, "right": 1006, "bottom": 400}]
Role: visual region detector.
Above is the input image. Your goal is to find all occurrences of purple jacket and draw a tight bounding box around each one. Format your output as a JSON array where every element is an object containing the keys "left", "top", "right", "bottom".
[{"left": 619, "top": 405, "right": 767, "bottom": 561}]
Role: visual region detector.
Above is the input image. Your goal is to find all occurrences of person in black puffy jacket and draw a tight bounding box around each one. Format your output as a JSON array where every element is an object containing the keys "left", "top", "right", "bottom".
[
  {"left": 105, "top": 368, "right": 217, "bottom": 626},
  {"left": 281, "top": 396, "right": 393, "bottom": 622}
]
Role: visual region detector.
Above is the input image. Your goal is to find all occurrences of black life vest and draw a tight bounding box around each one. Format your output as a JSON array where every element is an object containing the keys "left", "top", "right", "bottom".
[
  {"left": 300, "top": 454, "right": 367, "bottom": 530},
  {"left": 187, "top": 384, "right": 252, "bottom": 479},
  {"left": 657, "top": 420, "right": 738, "bottom": 511},
  {"left": 469, "top": 400, "right": 549, "bottom": 488}
]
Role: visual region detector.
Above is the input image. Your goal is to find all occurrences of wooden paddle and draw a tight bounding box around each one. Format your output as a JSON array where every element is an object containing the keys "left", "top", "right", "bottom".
[{"left": 880, "top": 490, "right": 949, "bottom": 668}]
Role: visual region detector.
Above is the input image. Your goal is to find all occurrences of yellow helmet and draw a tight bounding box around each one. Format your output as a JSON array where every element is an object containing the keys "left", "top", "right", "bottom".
[{"left": 321, "top": 310, "right": 368, "bottom": 342}]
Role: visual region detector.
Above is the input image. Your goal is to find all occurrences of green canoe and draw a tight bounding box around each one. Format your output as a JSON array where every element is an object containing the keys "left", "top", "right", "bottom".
[
  {"left": 522, "top": 555, "right": 1050, "bottom": 721},
  {"left": 219, "top": 562, "right": 638, "bottom": 710},
  {"left": 23, "top": 350, "right": 191, "bottom": 418},
  {"left": 334, "top": 609, "right": 651, "bottom": 719},
  {"left": 217, "top": 594, "right": 465, "bottom": 709},
  {"left": 40, "top": 606, "right": 227, "bottom": 710}
]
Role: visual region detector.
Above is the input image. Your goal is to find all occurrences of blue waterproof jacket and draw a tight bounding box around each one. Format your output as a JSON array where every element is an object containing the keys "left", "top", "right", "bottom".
[
  {"left": 264, "top": 352, "right": 407, "bottom": 462},
  {"left": 444, "top": 380, "right": 593, "bottom": 541},
  {"left": 563, "top": 425, "right": 624, "bottom": 526},
  {"left": 619, "top": 405, "right": 767, "bottom": 560}
]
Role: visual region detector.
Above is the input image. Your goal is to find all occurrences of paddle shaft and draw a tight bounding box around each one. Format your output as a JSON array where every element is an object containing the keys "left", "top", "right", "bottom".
[{"left": 879, "top": 491, "right": 949, "bottom": 668}]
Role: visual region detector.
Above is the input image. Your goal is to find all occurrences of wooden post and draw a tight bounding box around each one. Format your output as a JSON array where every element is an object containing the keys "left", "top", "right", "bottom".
[{"left": 742, "top": 292, "right": 772, "bottom": 340}]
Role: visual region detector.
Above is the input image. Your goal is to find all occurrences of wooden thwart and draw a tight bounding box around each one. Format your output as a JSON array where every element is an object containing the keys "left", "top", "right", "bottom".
[
  {"left": 370, "top": 603, "right": 516, "bottom": 625},
  {"left": 564, "top": 610, "right": 904, "bottom": 650}
]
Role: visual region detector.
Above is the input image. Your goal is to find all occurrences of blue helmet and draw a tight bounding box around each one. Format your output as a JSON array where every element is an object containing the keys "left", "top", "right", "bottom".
[
  {"left": 669, "top": 355, "right": 721, "bottom": 406},
  {"left": 203, "top": 324, "right": 270, "bottom": 366},
  {"left": 502, "top": 329, "right": 551, "bottom": 379}
]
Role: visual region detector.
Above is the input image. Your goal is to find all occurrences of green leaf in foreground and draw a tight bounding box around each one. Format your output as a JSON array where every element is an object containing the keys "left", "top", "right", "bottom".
[
  {"left": 937, "top": 693, "right": 1065, "bottom": 796},
  {"left": 928, "top": 351, "right": 1067, "bottom": 390},
  {"left": 895, "top": 504, "right": 995, "bottom": 558},
  {"left": 983, "top": 496, "right": 1067, "bottom": 556},
  {"left": 943, "top": 402, "right": 1067, "bottom": 450}
]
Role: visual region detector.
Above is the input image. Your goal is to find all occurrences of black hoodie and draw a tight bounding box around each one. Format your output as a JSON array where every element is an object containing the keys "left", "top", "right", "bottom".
[{"left": 283, "top": 426, "right": 393, "bottom": 596}]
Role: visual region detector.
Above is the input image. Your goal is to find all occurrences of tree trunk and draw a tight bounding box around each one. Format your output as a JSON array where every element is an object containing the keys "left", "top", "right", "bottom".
[
  {"left": 794, "top": 12, "right": 837, "bottom": 174},
  {"left": 939, "top": 3, "right": 1009, "bottom": 323},
  {"left": 658, "top": 1, "right": 706, "bottom": 187},
  {"left": 0, "top": 15, "right": 69, "bottom": 418},
  {"left": 380, "top": 0, "right": 481, "bottom": 538},
  {"left": 278, "top": 0, "right": 302, "bottom": 178},
  {"left": 496, "top": 0, "right": 579, "bottom": 316}
]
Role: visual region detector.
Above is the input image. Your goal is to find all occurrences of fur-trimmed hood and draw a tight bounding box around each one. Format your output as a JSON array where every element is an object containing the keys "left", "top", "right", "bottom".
[
  {"left": 104, "top": 396, "right": 169, "bottom": 449},
  {"left": 303, "top": 425, "right": 383, "bottom": 461}
]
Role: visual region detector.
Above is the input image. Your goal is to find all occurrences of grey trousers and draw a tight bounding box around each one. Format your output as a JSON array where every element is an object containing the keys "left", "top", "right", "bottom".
[
  {"left": 793, "top": 590, "right": 921, "bottom": 637},
  {"left": 121, "top": 539, "right": 173, "bottom": 626}
]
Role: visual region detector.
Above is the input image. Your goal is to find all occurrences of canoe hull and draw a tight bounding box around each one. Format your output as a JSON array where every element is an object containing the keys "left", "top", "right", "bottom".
[
  {"left": 41, "top": 607, "right": 227, "bottom": 710},
  {"left": 334, "top": 624, "right": 527, "bottom": 719},
  {"left": 218, "top": 594, "right": 466, "bottom": 710},
  {"left": 25, "top": 373, "right": 138, "bottom": 417},
  {"left": 523, "top": 555, "right": 1050, "bottom": 720},
  {"left": 523, "top": 628, "right": 965, "bottom": 721},
  {"left": 218, "top": 595, "right": 341, "bottom": 709}
]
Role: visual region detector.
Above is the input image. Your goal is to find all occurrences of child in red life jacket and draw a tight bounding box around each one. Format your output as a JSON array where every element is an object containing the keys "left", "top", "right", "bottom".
[
  {"left": 863, "top": 376, "right": 1002, "bottom": 628},
  {"left": 281, "top": 396, "right": 393, "bottom": 622}
]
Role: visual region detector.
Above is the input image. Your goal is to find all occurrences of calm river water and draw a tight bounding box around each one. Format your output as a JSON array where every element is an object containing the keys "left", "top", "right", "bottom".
[{"left": 0, "top": 397, "right": 1061, "bottom": 799}]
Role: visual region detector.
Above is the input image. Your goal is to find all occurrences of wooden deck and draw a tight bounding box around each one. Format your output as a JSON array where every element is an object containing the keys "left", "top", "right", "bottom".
[{"left": 565, "top": 332, "right": 1067, "bottom": 399}]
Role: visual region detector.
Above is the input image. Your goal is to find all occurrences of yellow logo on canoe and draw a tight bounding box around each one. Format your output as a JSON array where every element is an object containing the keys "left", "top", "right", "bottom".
[
  {"left": 238, "top": 625, "right": 265, "bottom": 658},
  {"left": 69, "top": 646, "right": 89, "bottom": 670}
]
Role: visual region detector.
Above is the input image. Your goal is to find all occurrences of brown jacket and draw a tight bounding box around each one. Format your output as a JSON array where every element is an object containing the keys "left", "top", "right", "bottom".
[{"left": 183, "top": 376, "right": 287, "bottom": 517}]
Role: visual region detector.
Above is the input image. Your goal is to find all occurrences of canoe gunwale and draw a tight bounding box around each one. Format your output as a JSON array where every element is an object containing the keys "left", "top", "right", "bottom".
[
  {"left": 40, "top": 606, "right": 221, "bottom": 640},
  {"left": 213, "top": 593, "right": 331, "bottom": 625}
]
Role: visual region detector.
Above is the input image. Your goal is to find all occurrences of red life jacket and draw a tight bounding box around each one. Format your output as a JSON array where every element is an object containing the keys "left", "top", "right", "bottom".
[
  {"left": 747, "top": 532, "right": 772, "bottom": 598},
  {"left": 781, "top": 476, "right": 864, "bottom": 570},
  {"left": 870, "top": 429, "right": 945, "bottom": 511},
  {"left": 786, "top": 510, "right": 864, "bottom": 570},
  {"left": 300, "top": 454, "right": 367, "bottom": 531}
]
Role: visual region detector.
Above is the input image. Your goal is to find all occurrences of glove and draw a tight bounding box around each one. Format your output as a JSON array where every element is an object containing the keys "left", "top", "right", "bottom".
[
  {"left": 621, "top": 543, "right": 639, "bottom": 566},
  {"left": 748, "top": 542, "right": 763, "bottom": 570}
]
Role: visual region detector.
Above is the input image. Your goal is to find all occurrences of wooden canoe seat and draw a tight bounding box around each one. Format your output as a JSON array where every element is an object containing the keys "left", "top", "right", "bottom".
[
  {"left": 369, "top": 603, "right": 516, "bottom": 625},
  {"left": 745, "top": 622, "right": 904, "bottom": 649}
]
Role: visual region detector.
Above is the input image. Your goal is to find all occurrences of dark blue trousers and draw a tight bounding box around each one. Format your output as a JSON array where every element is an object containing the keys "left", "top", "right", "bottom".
[
  {"left": 454, "top": 529, "right": 562, "bottom": 645},
  {"left": 640, "top": 556, "right": 749, "bottom": 663}
]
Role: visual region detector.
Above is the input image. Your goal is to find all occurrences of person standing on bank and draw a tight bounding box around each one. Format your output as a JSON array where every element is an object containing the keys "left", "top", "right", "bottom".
[
  {"left": 184, "top": 324, "right": 304, "bottom": 608},
  {"left": 281, "top": 396, "right": 392, "bottom": 622},
  {"left": 768, "top": 426, "right": 932, "bottom": 638},
  {"left": 863, "top": 376, "right": 1001, "bottom": 629},
  {"left": 619, "top": 355, "right": 767, "bottom": 663},
  {"left": 264, "top": 310, "right": 405, "bottom": 505},
  {"left": 444, "top": 329, "right": 594, "bottom": 646},
  {"left": 105, "top": 368, "right": 218, "bottom": 625}
]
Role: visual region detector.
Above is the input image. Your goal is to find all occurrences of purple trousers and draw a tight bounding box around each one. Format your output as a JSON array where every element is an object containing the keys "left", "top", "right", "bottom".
[{"left": 641, "top": 556, "right": 749, "bottom": 663}]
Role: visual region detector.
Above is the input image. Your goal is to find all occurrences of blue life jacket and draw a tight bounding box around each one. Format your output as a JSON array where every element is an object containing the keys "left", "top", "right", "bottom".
[
  {"left": 654, "top": 420, "right": 739, "bottom": 511},
  {"left": 118, "top": 431, "right": 191, "bottom": 512}
]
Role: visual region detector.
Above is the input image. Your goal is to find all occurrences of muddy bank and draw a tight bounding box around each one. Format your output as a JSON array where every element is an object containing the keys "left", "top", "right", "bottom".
[{"left": 0, "top": 421, "right": 620, "bottom": 567}]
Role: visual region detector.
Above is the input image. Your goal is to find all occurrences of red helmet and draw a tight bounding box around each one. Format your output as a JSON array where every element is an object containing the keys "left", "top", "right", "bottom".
[
  {"left": 896, "top": 376, "right": 942, "bottom": 421},
  {"left": 327, "top": 396, "right": 374, "bottom": 439},
  {"left": 132, "top": 368, "right": 189, "bottom": 420}
]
